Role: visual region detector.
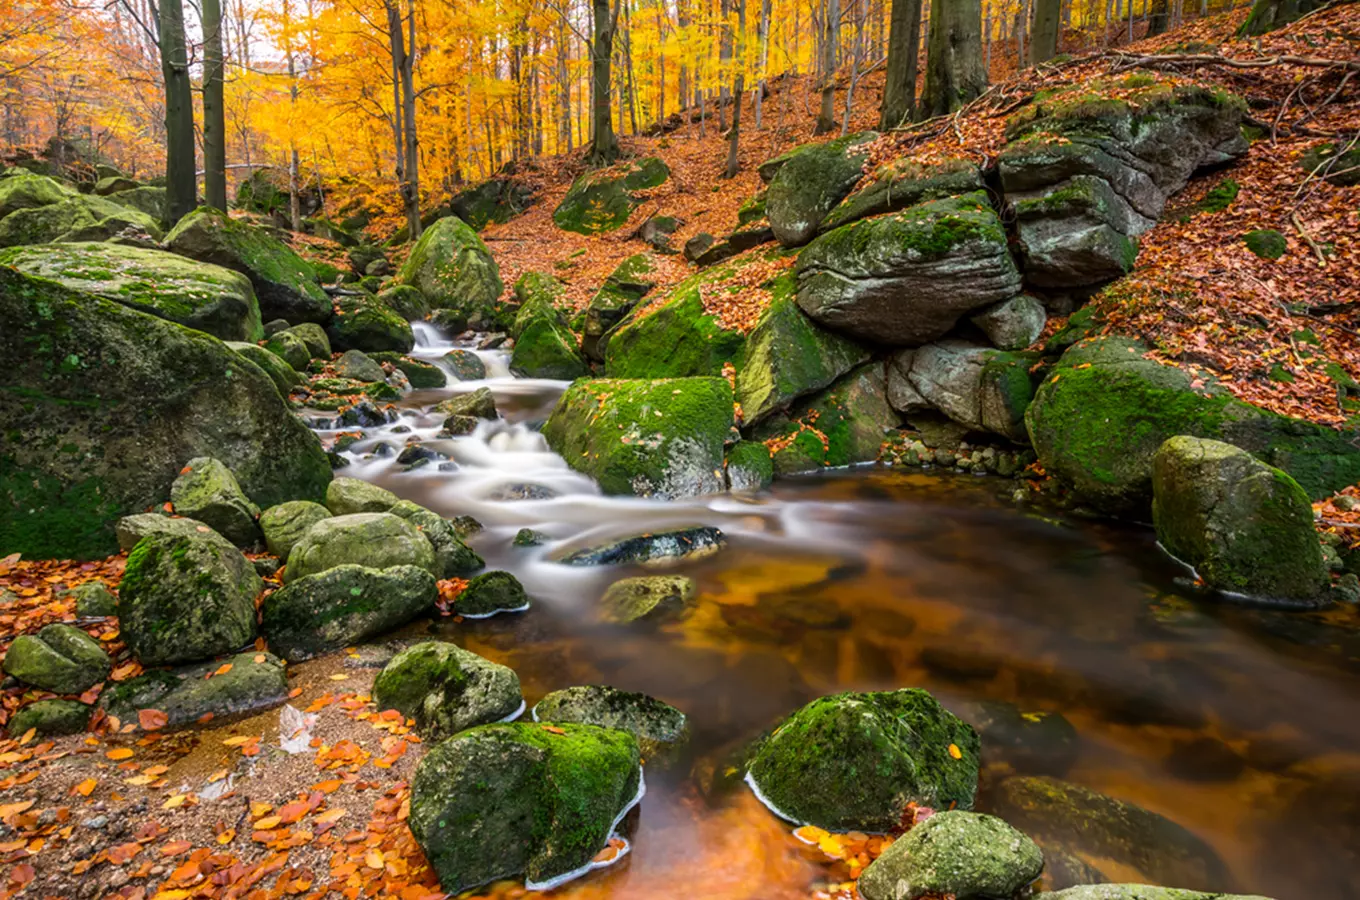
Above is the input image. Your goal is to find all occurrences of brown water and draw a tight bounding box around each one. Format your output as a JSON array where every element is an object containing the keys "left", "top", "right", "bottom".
[{"left": 312, "top": 331, "right": 1360, "bottom": 900}]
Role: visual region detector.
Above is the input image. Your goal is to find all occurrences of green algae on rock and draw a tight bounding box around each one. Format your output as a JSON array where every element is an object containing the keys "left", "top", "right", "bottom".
[
  {"left": 557, "top": 526, "right": 727, "bottom": 567},
  {"left": 820, "top": 156, "right": 983, "bottom": 233},
  {"left": 509, "top": 271, "right": 587, "bottom": 379},
  {"left": 582, "top": 253, "right": 658, "bottom": 361},
  {"left": 857, "top": 810, "right": 1043, "bottom": 900},
  {"left": 325, "top": 476, "right": 398, "bottom": 515},
  {"left": 552, "top": 157, "right": 670, "bottom": 234},
  {"left": 764, "top": 131, "right": 878, "bottom": 246},
  {"left": 533, "top": 685, "right": 689, "bottom": 759},
  {"left": 725, "top": 440, "right": 775, "bottom": 491},
  {"left": 388, "top": 500, "right": 484, "bottom": 578},
  {"left": 326, "top": 293, "right": 414, "bottom": 354},
  {"left": 374, "top": 641, "right": 522, "bottom": 740},
  {"left": 6, "top": 699, "right": 91, "bottom": 738},
  {"left": 170, "top": 457, "right": 262, "bottom": 548},
  {"left": 225, "top": 341, "right": 304, "bottom": 395},
  {"left": 599, "top": 575, "right": 698, "bottom": 624},
  {"left": 99, "top": 650, "right": 289, "bottom": 730},
  {"left": 399, "top": 215, "right": 503, "bottom": 312},
  {"left": 457, "top": 571, "right": 530, "bottom": 617},
  {"left": 284, "top": 512, "right": 438, "bottom": 583},
  {"left": 259, "top": 500, "right": 332, "bottom": 558},
  {"left": 2, "top": 624, "right": 111, "bottom": 694}
]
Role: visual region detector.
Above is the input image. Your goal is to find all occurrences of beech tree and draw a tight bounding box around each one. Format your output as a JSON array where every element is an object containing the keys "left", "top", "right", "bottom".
[
  {"left": 202, "top": 0, "right": 228, "bottom": 211},
  {"left": 1029, "top": 0, "right": 1060, "bottom": 64},
  {"left": 921, "top": 0, "right": 986, "bottom": 118},
  {"left": 159, "top": 0, "right": 195, "bottom": 221},
  {"left": 879, "top": 0, "right": 923, "bottom": 128},
  {"left": 588, "top": 0, "right": 620, "bottom": 164}
]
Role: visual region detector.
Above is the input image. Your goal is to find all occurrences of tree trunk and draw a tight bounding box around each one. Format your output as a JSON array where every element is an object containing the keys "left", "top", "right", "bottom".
[
  {"left": 588, "top": 0, "right": 620, "bottom": 164},
  {"left": 402, "top": 0, "right": 419, "bottom": 238},
  {"left": 1030, "top": 0, "right": 1060, "bottom": 63},
  {"left": 754, "top": 0, "right": 770, "bottom": 128},
  {"left": 1147, "top": 0, "right": 1170, "bottom": 34},
  {"left": 879, "top": 0, "right": 924, "bottom": 129},
  {"left": 202, "top": 0, "right": 227, "bottom": 211},
  {"left": 842, "top": 0, "right": 863, "bottom": 134},
  {"left": 921, "top": 0, "right": 986, "bottom": 118},
  {"left": 718, "top": 0, "right": 732, "bottom": 132},
  {"left": 159, "top": 0, "right": 196, "bottom": 223},
  {"left": 724, "top": 0, "right": 746, "bottom": 177},
  {"left": 815, "top": 0, "right": 839, "bottom": 133}
]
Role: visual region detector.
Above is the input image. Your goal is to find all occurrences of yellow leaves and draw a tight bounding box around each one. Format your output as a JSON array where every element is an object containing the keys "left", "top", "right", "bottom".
[
  {"left": 948, "top": 743, "right": 963, "bottom": 760},
  {"left": 73, "top": 778, "right": 97, "bottom": 797},
  {"left": 315, "top": 807, "right": 348, "bottom": 825},
  {"left": 254, "top": 815, "right": 282, "bottom": 830},
  {"left": 105, "top": 747, "right": 134, "bottom": 761},
  {"left": 162, "top": 794, "right": 189, "bottom": 810},
  {"left": 0, "top": 800, "right": 35, "bottom": 819},
  {"left": 365, "top": 849, "right": 385, "bottom": 870}
]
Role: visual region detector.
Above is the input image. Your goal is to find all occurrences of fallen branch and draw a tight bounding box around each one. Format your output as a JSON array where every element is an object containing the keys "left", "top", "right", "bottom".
[
  {"left": 1291, "top": 211, "right": 1329, "bottom": 267},
  {"left": 1108, "top": 51, "right": 1360, "bottom": 74}
]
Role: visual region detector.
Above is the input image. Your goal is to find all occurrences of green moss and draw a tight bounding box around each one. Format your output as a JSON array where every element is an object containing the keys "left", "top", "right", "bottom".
[
  {"left": 458, "top": 570, "right": 530, "bottom": 617},
  {"left": 725, "top": 440, "right": 774, "bottom": 491},
  {"left": 1005, "top": 75, "right": 1246, "bottom": 143},
  {"left": 327, "top": 293, "right": 414, "bottom": 353},
  {"left": 1243, "top": 229, "right": 1287, "bottom": 259},
  {"left": 399, "top": 216, "right": 503, "bottom": 312},
  {"left": 552, "top": 158, "right": 671, "bottom": 235},
  {"left": 374, "top": 641, "right": 520, "bottom": 740}
]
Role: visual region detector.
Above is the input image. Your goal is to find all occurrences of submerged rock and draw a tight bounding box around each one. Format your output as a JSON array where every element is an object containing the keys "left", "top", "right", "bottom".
[
  {"left": 409, "top": 722, "right": 641, "bottom": 893},
  {"left": 746, "top": 688, "right": 980, "bottom": 831},
  {"left": 599, "top": 575, "right": 697, "bottom": 624},
  {"left": 259, "top": 501, "right": 332, "bottom": 559},
  {"left": 373, "top": 641, "right": 522, "bottom": 740},
  {"left": 170, "top": 457, "right": 262, "bottom": 548},
  {"left": 857, "top": 811, "right": 1043, "bottom": 900},
  {"left": 3, "top": 624, "right": 111, "bottom": 694},
  {"left": 533, "top": 685, "right": 688, "bottom": 759},
  {"left": 1151, "top": 436, "right": 1328, "bottom": 605},
  {"left": 765, "top": 131, "right": 877, "bottom": 247},
  {"left": 964, "top": 701, "right": 1080, "bottom": 777},
  {"left": 119, "top": 531, "right": 261, "bottom": 666},
  {"left": 99, "top": 650, "right": 289, "bottom": 730},
  {"left": 6, "top": 699, "right": 91, "bottom": 738},
  {"left": 457, "top": 571, "right": 530, "bottom": 617},
  {"left": 284, "top": 513, "right": 437, "bottom": 583},
  {"left": 558, "top": 526, "right": 727, "bottom": 567},
  {"left": 261, "top": 564, "right": 437, "bottom": 661}
]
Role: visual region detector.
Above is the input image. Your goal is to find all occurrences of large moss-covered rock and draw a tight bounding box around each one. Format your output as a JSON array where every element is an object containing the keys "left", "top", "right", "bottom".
[
  {"left": 0, "top": 268, "right": 331, "bottom": 560},
  {"left": 369, "top": 351, "right": 446, "bottom": 388},
  {"left": 795, "top": 193, "right": 1021, "bottom": 346},
  {"left": 225, "top": 341, "right": 304, "bottom": 395},
  {"left": 509, "top": 272, "right": 587, "bottom": 379},
  {"left": 114, "top": 514, "right": 217, "bottom": 551},
  {"left": 284, "top": 512, "right": 437, "bottom": 583},
  {"left": 170, "top": 457, "right": 262, "bottom": 547},
  {"left": 748, "top": 363, "right": 899, "bottom": 475},
  {"left": 449, "top": 178, "right": 535, "bottom": 229},
  {"left": 6, "top": 699, "right": 91, "bottom": 737},
  {"left": 725, "top": 440, "right": 774, "bottom": 491},
  {"left": 335, "top": 349, "right": 385, "bottom": 382},
  {"left": 389, "top": 500, "right": 485, "bottom": 578},
  {"left": 163, "top": 207, "right": 330, "bottom": 324},
  {"left": 1000, "top": 76, "right": 1246, "bottom": 288},
  {"left": 533, "top": 685, "right": 688, "bottom": 759},
  {"left": 259, "top": 500, "right": 331, "bottom": 558},
  {"left": 377, "top": 284, "right": 431, "bottom": 321},
  {"left": 888, "top": 342, "right": 1036, "bottom": 442},
  {"left": 821, "top": 156, "right": 983, "bottom": 233},
  {"left": 261, "top": 564, "right": 436, "bottom": 661},
  {"left": 552, "top": 157, "right": 670, "bottom": 234},
  {"left": 747, "top": 688, "right": 980, "bottom": 831},
  {"left": 286, "top": 321, "right": 331, "bottom": 358},
  {"left": 0, "top": 193, "right": 163, "bottom": 246},
  {"left": 457, "top": 571, "right": 530, "bottom": 617},
  {"left": 988, "top": 776, "right": 1229, "bottom": 891},
  {"left": 119, "top": 531, "right": 261, "bottom": 666},
  {"left": 98, "top": 650, "right": 288, "bottom": 730},
  {"left": 765, "top": 131, "right": 877, "bottom": 247},
  {"left": 399, "top": 216, "right": 503, "bottom": 313},
  {"left": 264, "top": 330, "right": 309, "bottom": 370},
  {"left": 104, "top": 186, "right": 168, "bottom": 223},
  {"left": 1151, "top": 436, "right": 1327, "bottom": 605},
  {"left": 1025, "top": 336, "right": 1360, "bottom": 514},
  {"left": 325, "top": 476, "right": 398, "bottom": 515},
  {"left": 736, "top": 278, "right": 869, "bottom": 424},
  {"left": 0, "top": 242, "right": 262, "bottom": 341},
  {"left": 409, "top": 722, "right": 641, "bottom": 893},
  {"left": 0, "top": 171, "right": 75, "bottom": 219},
  {"left": 373, "top": 641, "right": 522, "bottom": 740},
  {"left": 858, "top": 811, "right": 1044, "bottom": 900},
  {"left": 582, "top": 253, "right": 658, "bottom": 361},
  {"left": 599, "top": 575, "right": 697, "bottom": 624},
  {"left": 327, "top": 293, "right": 414, "bottom": 353},
  {"left": 2, "top": 624, "right": 111, "bottom": 694},
  {"left": 543, "top": 378, "right": 734, "bottom": 498}
]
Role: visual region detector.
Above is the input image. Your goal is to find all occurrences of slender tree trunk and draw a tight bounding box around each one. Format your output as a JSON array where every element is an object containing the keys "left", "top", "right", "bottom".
[
  {"left": 401, "top": 0, "right": 419, "bottom": 237},
  {"left": 754, "top": 0, "right": 771, "bottom": 128},
  {"left": 921, "top": 0, "right": 986, "bottom": 117},
  {"left": 879, "top": 0, "right": 924, "bottom": 129},
  {"left": 588, "top": 0, "right": 620, "bottom": 164},
  {"left": 718, "top": 0, "right": 732, "bottom": 131},
  {"left": 1147, "top": 0, "right": 1170, "bottom": 34},
  {"left": 1030, "top": 0, "right": 1060, "bottom": 63},
  {"left": 816, "top": 0, "right": 839, "bottom": 133},
  {"left": 724, "top": 0, "right": 746, "bottom": 176},
  {"left": 202, "top": 0, "right": 228, "bottom": 211},
  {"left": 841, "top": 0, "right": 863, "bottom": 134},
  {"left": 159, "top": 0, "right": 196, "bottom": 222}
]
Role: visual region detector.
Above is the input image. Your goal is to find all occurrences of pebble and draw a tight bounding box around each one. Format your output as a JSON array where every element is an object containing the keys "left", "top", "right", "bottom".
[{"left": 81, "top": 816, "right": 108, "bottom": 830}]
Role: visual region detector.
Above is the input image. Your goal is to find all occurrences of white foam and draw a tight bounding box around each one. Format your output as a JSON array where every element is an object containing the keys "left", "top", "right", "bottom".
[
  {"left": 743, "top": 769, "right": 805, "bottom": 826},
  {"left": 497, "top": 699, "right": 527, "bottom": 723},
  {"left": 524, "top": 766, "right": 647, "bottom": 892},
  {"left": 457, "top": 600, "right": 531, "bottom": 620}
]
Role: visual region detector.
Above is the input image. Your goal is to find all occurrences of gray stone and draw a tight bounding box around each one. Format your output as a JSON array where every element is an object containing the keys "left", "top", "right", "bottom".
[
  {"left": 971, "top": 295, "right": 1047, "bottom": 350},
  {"left": 373, "top": 641, "right": 522, "bottom": 741},
  {"left": 335, "top": 349, "right": 386, "bottom": 382},
  {"left": 858, "top": 811, "right": 1043, "bottom": 900},
  {"left": 600, "top": 575, "right": 697, "bottom": 624},
  {"left": 388, "top": 500, "right": 485, "bottom": 578},
  {"left": 2, "top": 624, "right": 111, "bottom": 694},
  {"left": 284, "top": 512, "right": 438, "bottom": 583},
  {"left": 259, "top": 500, "right": 332, "bottom": 559},
  {"left": 324, "top": 476, "right": 398, "bottom": 515},
  {"left": 766, "top": 131, "right": 878, "bottom": 247},
  {"left": 99, "top": 650, "right": 289, "bottom": 730},
  {"left": 170, "top": 457, "right": 262, "bottom": 547}
]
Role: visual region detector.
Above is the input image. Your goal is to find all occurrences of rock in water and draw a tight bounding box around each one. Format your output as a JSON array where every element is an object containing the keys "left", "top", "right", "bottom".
[
  {"left": 1036, "top": 889, "right": 1275, "bottom": 900},
  {"left": 261, "top": 564, "right": 437, "bottom": 661},
  {"left": 327, "top": 294, "right": 414, "bottom": 354},
  {"left": 284, "top": 513, "right": 438, "bottom": 582},
  {"left": 325, "top": 476, "right": 398, "bottom": 515},
  {"left": 0, "top": 242, "right": 262, "bottom": 341},
  {"left": 2, "top": 624, "right": 111, "bottom": 694},
  {"left": 443, "top": 349, "right": 487, "bottom": 381},
  {"left": 170, "top": 457, "right": 262, "bottom": 548},
  {"left": 6, "top": 699, "right": 91, "bottom": 738},
  {"left": 259, "top": 501, "right": 331, "bottom": 558},
  {"left": 533, "top": 685, "right": 689, "bottom": 759},
  {"left": 388, "top": 501, "right": 484, "bottom": 578},
  {"left": 373, "top": 641, "right": 522, "bottom": 740},
  {"left": 858, "top": 811, "right": 1043, "bottom": 900},
  {"left": 457, "top": 571, "right": 530, "bottom": 617},
  {"left": 765, "top": 131, "right": 878, "bottom": 247},
  {"left": 335, "top": 349, "right": 386, "bottom": 382},
  {"left": 599, "top": 575, "right": 697, "bottom": 624},
  {"left": 0, "top": 267, "right": 331, "bottom": 560},
  {"left": 1151, "top": 436, "right": 1327, "bottom": 605},
  {"left": 794, "top": 193, "right": 1021, "bottom": 346},
  {"left": 99, "top": 650, "right": 288, "bottom": 729},
  {"left": 409, "top": 723, "right": 641, "bottom": 893},
  {"left": 118, "top": 531, "right": 261, "bottom": 666},
  {"left": 726, "top": 441, "right": 775, "bottom": 491},
  {"left": 162, "top": 207, "right": 331, "bottom": 324},
  {"left": 399, "top": 216, "right": 503, "bottom": 314},
  {"left": 543, "top": 378, "right": 733, "bottom": 499},
  {"left": 557, "top": 526, "right": 727, "bottom": 567},
  {"left": 746, "top": 688, "right": 980, "bottom": 831}
]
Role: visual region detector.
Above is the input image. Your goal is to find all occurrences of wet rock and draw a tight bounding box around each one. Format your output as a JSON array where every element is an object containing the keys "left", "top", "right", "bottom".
[
  {"left": 451, "top": 515, "right": 484, "bottom": 540},
  {"left": 1162, "top": 736, "right": 1245, "bottom": 783},
  {"left": 326, "top": 293, "right": 414, "bottom": 354},
  {"left": 6, "top": 699, "right": 91, "bottom": 737},
  {"left": 1152, "top": 436, "right": 1328, "bottom": 606},
  {"left": 920, "top": 645, "right": 1001, "bottom": 682},
  {"left": 259, "top": 501, "right": 331, "bottom": 559},
  {"left": 374, "top": 641, "right": 522, "bottom": 740},
  {"left": 478, "top": 332, "right": 508, "bottom": 350},
  {"left": 971, "top": 294, "right": 1047, "bottom": 351},
  {"left": 533, "top": 685, "right": 688, "bottom": 759},
  {"left": 513, "top": 528, "right": 547, "bottom": 547},
  {"left": 487, "top": 483, "right": 557, "bottom": 502},
  {"left": 388, "top": 500, "right": 484, "bottom": 578},
  {"left": 557, "top": 526, "right": 727, "bottom": 567},
  {"left": 457, "top": 571, "right": 530, "bottom": 617},
  {"left": 746, "top": 688, "right": 980, "bottom": 831},
  {"left": 409, "top": 723, "right": 640, "bottom": 893},
  {"left": 170, "top": 457, "right": 262, "bottom": 548},
  {"left": 261, "top": 564, "right": 437, "bottom": 661},
  {"left": 725, "top": 441, "right": 774, "bottom": 492},
  {"left": 436, "top": 388, "right": 498, "bottom": 421},
  {"left": 335, "top": 349, "right": 386, "bottom": 383},
  {"left": 396, "top": 444, "right": 447, "bottom": 467},
  {"left": 62, "top": 582, "right": 118, "bottom": 618},
  {"left": 324, "top": 476, "right": 398, "bottom": 515},
  {"left": 765, "top": 131, "right": 878, "bottom": 247},
  {"left": 99, "top": 651, "right": 289, "bottom": 729},
  {"left": 119, "top": 531, "right": 261, "bottom": 666},
  {"left": 964, "top": 701, "right": 1079, "bottom": 777},
  {"left": 748, "top": 364, "right": 900, "bottom": 475},
  {"left": 253, "top": 557, "right": 281, "bottom": 578},
  {"left": 284, "top": 512, "right": 437, "bottom": 583},
  {"left": 443, "top": 349, "right": 487, "bottom": 381},
  {"left": 3, "top": 624, "right": 111, "bottom": 694},
  {"left": 369, "top": 352, "right": 446, "bottom": 389},
  {"left": 858, "top": 810, "right": 1043, "bottom": 900},
  {"left": 340, "top": 400, "right": 392, "bottom": 428},
  {"left": 599, "top": 575, "right": 697, "bottom": 625}
]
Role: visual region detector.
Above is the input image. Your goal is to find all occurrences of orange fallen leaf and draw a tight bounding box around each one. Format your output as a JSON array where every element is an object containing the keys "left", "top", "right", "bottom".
[
  {"left": 254, "top": 815, "right": 281, "bottom": 830},
  {"left": 948, "top": 743, "right": 963, "bottom": 760},
  {"left": 106, "top": 747, "right": 134, "bottom": 761},
  {"left": 138, "top": 709, "right": 169, "bottom": 731},
  {"left": 73, "top": 778, "right": 97, "bottom": 797}
]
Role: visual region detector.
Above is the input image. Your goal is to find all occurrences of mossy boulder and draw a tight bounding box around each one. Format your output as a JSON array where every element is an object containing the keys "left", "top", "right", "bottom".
[
  {"left": 746, "top": 688, "right": 980, "bottom": 831},
  {"left": 114, "top": 514, "right": 218, "bottom": 551},
  {"left": 582, "top": 253, "right": 658, "bottom": 361},
  {"left": 821, "top": 156, "right": 983, "bottom": 232},
  {"left": 436, "top": 387, "right": 498, "bottom": 422},
  {"left": 736, "top": 278, "right": 869, "bottom": 424},
  {"left": 509, "top": 272, "right": 588, "bottom": 379},
  {"left": 261, "top": 564, "right": 437, "bottom": 661},
  {"left": 795, "top": 193, "right": 1020, "bottom": 346},
  {"left": 1242, "top": 229, "right": 1287, "bottom": 260},
  {"left": 449, "top": 177, "right": 535, "bottom": 229},
  {"left": 533, "top": 685, "right": 688, "bottom": 759},
  {"left": 259, "top": 500, "right": 331, "bottom": 558},
  {"left": 1151, "top": 436, "right": 1327, "bottom": 605},
  {"left": 377, "top": 284, "right": 431, "bottom": 321},
  {"left": 225, "top": 341, "right": 304, "bottom": 395},
  {"left": 373, "top": 641, "right": 522, "bottom": 741},
  {"left": 63, "top": 581, "right": 118, "bottom": 618},
  {"left": 399, "top": 216, "right": 503, "bottom": 314},
  {"left": 0, "top": 193, "right": 163, "bottom": 246},
  {"left": 2, "top": 624, "right": 111, "bottom": 694},
  {"left": 725, "top": 440, "right": 774, "bottom": 491},
  {"left": 369, "top": 352, "right": 446, "bottom": 389},
  {"left": 284, "top": 512, "right": 438, "bottom": 583},
  {"left": 327, "top": 293, "right": 415, "bottom": 354},
  {"left": 0, "top": 242, "right": 262, "bottom": 341},
  {"left": 599, "top": 575, "right": 697, "bottom": 624},
  {"left": 444, "top": 349, "right": 488, "bottom": 380},
  {"left": 0, "top": 171, "right": 76, "bottom": 219},
  {"left": 1025, "top": 336, "right": 1360, "bottom": 514},
  {"left": 552, "top": 157, "right": 670, "bottom": 234},
  {"left": 409, "top": 722, "right": 641, "bottom": 893},
  {"left": 889, "top": 342, "right": 1037, "bottom": 442},
  {"left": 286, "top": 322, "right": 331, "bottom": 358},
  {"left": 7, "top": 699, "right": 91, "bottom": 737},
  {"left": 543, "top": 378, "right": 734, "bottom": 498},
  {"left": 105, "top": 186, "right": 168, "bottom": 223},
  {"left": 119, "top": 531, "right": 262, "bottom": 666},
  {"left": 0, "top": 268, "right": 331, "bottom": 560},
  {"left": 1297, "top": 140, "right": 1360, "bottom": 187},
  {"left": 98, "top": 650, "right": 289, "bottom": 730},
  {"left": 334, "top": 349, "right": 386, "bottom": 382},
  {"left": 325, "top": 477, "right": 397, "bottom": 514},
  {"left": 858, "top": 811, "right": 1044, "bottom": 900},
  {"left": 264, "top": 330, "right": 310, "bottom": 370},
  {"left": 457, "top": 571, "right": 530, "bottom": 617},
  {"left": 765, "top": 131, "right": 878, "bottom": 247},
  {"left": 388, "top": 500, "right": 484, "bottom": 578},
  {"left": 170, "top": 457, "right": 262, "bottom": 547},
  {"left": 94, "top": 175, "right": 141, "bottom": 195},
  {"left": 163, "top": 207, "right": 330, "bottom": 324}
]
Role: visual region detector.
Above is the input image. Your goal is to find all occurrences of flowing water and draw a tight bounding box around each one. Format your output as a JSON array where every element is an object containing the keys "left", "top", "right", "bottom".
[{"left": 306, "top": 322, "right": 1360, "bottom": 900}]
